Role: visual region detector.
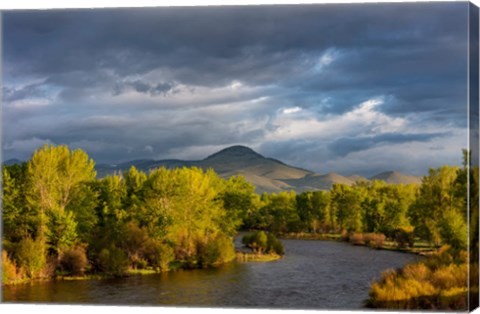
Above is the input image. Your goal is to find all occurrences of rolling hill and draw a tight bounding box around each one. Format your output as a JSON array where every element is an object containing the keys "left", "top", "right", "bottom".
[
  {"left": 369, "top": 171, "right": 422, "bottom": 185},
  {"left": 94, "top": 145, "right": 422, "bottom": 193}
]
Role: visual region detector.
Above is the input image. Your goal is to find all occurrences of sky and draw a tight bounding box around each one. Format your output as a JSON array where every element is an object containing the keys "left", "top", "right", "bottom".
[{"left": 1, "top": 2, "right": 471, "bottom": 176}]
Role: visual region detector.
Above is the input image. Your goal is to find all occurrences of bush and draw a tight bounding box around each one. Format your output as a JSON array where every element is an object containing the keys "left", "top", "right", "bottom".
[
  {"left": 340, "top": 229, "right": 350, "bottom": 241},
  {"left": 401, "top": 263, "right": 431, "bottom": 281},
  {"left": 59, "top": 246, "right": 88, "bottom": 276},
  {"left": 134, "top": 259, "right": 148, "bottom": 270},
  {"left": 15, "top": 237, "right": 46, "bottom": 279},
  {"left": 214, "top": 235, "right": 236, "bottom": 264},
  {"left": 393, "top": 228, "right": 414, "bottom": 249},
  {"left": 430, "top": 263, "right": 467, "bottom": 290},
  {"left": 364, "top": 233, "right": 386, "bottom": 249},
  {"left": 2, "top": 250, "right": 22, "bottom": 284},
  {"left": 197, "top": 235, "right": 236, "bottom": 267},
  {"left": 98, "top": 246, "right": 129, "bottom": 277},
  {"left": 368, "top": 248, "right": 469, "bottom": 310},
  {"left": 349, "top": 233, "right": 364, "bottom": 245},
  {"left": 267, "top": 233, "right": 285, "bottom": 255},
  {"left": 242, "top": 231, "right": 284, "bottom": 255},
  {"left": 242, "top": 231, "right": 267, "bottom": 252},
  {"left": 143, "top": 240, "right": 175, "bottom": 271}
]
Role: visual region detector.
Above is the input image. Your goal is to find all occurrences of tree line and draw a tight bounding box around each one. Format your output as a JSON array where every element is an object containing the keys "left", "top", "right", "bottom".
[
  {"left": 240, "top": 156, "right": 470, "bottom": 251},
  {"left": 1, "top": 144, "right": 473, "bottom": 284}
]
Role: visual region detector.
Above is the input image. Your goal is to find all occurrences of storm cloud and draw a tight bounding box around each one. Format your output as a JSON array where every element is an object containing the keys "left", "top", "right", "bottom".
[{"left": 1, "top": 3, "right": 470, "bottom": 176}]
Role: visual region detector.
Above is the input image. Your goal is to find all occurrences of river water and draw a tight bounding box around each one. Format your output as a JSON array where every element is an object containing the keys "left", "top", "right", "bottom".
[{"left": 2, "top": 239, "right": 418, "bottom": 310}]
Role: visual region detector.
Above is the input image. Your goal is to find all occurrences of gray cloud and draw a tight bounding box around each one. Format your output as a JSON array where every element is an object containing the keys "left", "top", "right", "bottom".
[
  {"left": 1, "top": 3, "right": 470, "bottom": 175},
  {"left": 328, "top": 132, "right": 449, "bottom": 157}
]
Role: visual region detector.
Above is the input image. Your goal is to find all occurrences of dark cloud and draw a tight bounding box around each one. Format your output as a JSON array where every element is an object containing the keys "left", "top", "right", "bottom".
[
  {"left": 3, "top": 83, "right": 47, "bottom": 102},
  {"left": 112, "top": 80, "right": 176, "bottom": 96},
  {"left": 1, "top": 3, "right": 470, "bottom": 175},
  {"left": 328, "top": 132, "right": 449, "bottom": 157}
]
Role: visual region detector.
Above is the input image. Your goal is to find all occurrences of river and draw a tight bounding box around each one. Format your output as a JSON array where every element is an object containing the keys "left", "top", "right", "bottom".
[{"left": 2, "top": 239, "right": 418, "bottom": 309}]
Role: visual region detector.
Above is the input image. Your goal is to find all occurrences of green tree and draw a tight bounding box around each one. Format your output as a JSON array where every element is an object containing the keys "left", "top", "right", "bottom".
[
  {"left": 2, "top": 164, "right": 33, "bottom": 244},
  {"left": 220, "top": 175, "right": 257, "bottom": 235},
  {"left": 409, "top": 166, "right": 465, "bottom": 247},
  {"left": 26, "top": 144, "right": 96, "bottom": 253},
  {"left": 331, "top": 184, "right": 364, "bottom": 232}
]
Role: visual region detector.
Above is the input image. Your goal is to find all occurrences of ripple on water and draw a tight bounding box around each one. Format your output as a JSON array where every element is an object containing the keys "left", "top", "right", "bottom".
[{"left": 3, "top": 239, "right": 418, "bottom": 309}]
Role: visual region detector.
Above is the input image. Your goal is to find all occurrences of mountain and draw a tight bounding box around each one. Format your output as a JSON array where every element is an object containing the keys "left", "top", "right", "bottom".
[
  {"left": 347, "top": 174, "right": 370, "bottom": 183},
  {"left": 370, "top": 171, "right": 422, "bottom": 185},
  {"left": 95, "top": 146, "right": 422, "bottom": 193},
  {"left": 2, "top": 158, "right": 23, "bottom": 166},
  {"left": 283, "top": 172, "right": 355, "bottom": 193}
]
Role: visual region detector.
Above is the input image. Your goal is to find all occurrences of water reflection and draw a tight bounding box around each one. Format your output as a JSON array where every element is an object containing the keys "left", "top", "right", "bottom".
[{"left": 3, "top": 239, "right": 418, "bottom": 309}]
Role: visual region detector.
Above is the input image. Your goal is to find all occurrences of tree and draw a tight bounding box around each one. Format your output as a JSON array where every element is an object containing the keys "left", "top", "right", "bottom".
[
  {"left": 2, "top": 164, "right": 33, "bottom": 244},
  {"left": 330, "top": 184, "right": 364, "bottom": 232},
  {"left": 296, "top": 191, "right": 330, "bottom": 233},
  {"left": 220, "top": 175, "right": 257, "bottom": 235},
  {"left": 26, "top": 144, "right": 96, "bottom": 253},
  {"left": 409, "top": 166, "right": 465, "bottom": 247}
]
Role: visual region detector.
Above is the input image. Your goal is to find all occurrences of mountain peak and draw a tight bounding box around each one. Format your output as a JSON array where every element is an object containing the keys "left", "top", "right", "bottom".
[{"left": 205, "top": 145, "right": 263, "bottom": 160}]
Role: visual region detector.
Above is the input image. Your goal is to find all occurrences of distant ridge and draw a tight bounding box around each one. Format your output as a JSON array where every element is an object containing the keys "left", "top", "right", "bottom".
[
  {"left": 94, "top": 146, "right": 423, "bottom": 193},
  {"left": 370, "top": 171, "right": 422, "bottom": 185},
  {"left": 2, "top": 158, "right": 23, "bottom": 166}
]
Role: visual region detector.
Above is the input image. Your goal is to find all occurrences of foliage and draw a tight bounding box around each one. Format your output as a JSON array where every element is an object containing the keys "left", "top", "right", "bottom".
[
  {"left": 242, "top": 231, "right": 284, "bottom": 255},
  {"left": 391, "top": 228, "right": 415, "bottom": 249},
  {"left": 1, "top": 145, "right": 470, "bottom": 285},
  {"left": 15, "top": 237, "right": 47, "bottom": 279},
  {"left": 367, "top": 246, "right": 468, "bottom": 310},
  {"left": 143, "top": 239, "right": 175, "bottom": 272},
  {"left": 2, "top": 250, "right": 23, "bottom": 284},
  {"left": 59, "top": 246, "right": 88, "bottom": 276},
  {"left": 196, "top": 235, "right": 236, "bottom": 267},
  {"left": 363, "top": 233, "right": 386, "bottom": 249},
  {"left": 98, "top": 246, "right": 129, "bottom": 277},
  {"left": 349, "top": 233, "right": 364, "bottom": 245}
]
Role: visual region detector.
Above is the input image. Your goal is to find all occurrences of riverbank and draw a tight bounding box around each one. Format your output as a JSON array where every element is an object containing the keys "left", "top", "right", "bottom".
[
  {"left": 279, "top": 232, "right": 437, "bottom": 255},
  {"left": 235, "top": 251, "right": 282, "bottom": 262},
  {"left": 3, "top": 238, "right": 418, "bottom": 308}
]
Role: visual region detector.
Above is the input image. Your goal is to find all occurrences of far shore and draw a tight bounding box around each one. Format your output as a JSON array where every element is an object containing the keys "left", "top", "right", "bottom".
[{"left": 277, "top": 232, "right": 436, "bottom": 255}]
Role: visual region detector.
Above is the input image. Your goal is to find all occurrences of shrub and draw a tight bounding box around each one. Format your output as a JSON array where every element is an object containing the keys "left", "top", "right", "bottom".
[
  {"left": 197, "top": 235, "right": 236, "bottom": 267},
  {"left": 214, "top": 235, "right": 236, "bottom": 263},
  {"left": 369, "top": 270, "right": 435, "bottom": 303},
  {"left": 15, "top": 237, "right": 46, "bottom": 279},
  {"left": 196, "top": 239, "right": 220, "bottom": 267},
  {"left": 134, "top": 259, "right": 148, "bottom": 270},
  {"left": 401, "top": 263, "right": 431, "bottom": 281},
  {"left": 368, "top": 248, "right": 469, "bottom": 310},
  {"left": 393, "top": 228, "right": 414, "bottom": 248},
  {"left": 143, "top": 240, "right": 175, "bottom": 272},
  {"left": 243, "top": 231, "right": 284, "bottom": 255},
  {"left": 349, "top": 233, "right": 364, "bottom": 245},
  {"left": 267, "top": 233, "right": 285, "bottom": 255},
  {"left": 340, "top": 229, "right": 349, "bottom": 241},
  {"left": 98, "top": 246, "right": 129, "bottom": 277},
  {"left": 364, "top": 233, "right": 386, "bottom": 249},
  {"left": 2, "top": 250, "right": 21, "bottom": 284},
  {"left": 197, "top": 235, "right": 235, "bottom": 267},
  {"left": 59, "top": 246, "right": 88, "bottom": 276},
  {"left": 254, "top": 231, "right": 268, "bottom": 252},
  {"left": 430, "top": 263, "right": 467, "bottom": 290}
]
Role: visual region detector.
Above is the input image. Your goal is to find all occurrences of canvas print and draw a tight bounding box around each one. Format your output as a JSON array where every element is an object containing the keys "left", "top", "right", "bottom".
[{"left": 1, "top": 2, "right": 479, "bottom": 312}]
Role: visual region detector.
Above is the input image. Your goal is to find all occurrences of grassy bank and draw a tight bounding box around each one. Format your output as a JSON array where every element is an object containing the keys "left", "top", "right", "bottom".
[
  {"left": 366, "top": 246, "right": 471, "bottom": 310},
  {"left": 279, "top": 231, "right": 437, "bottom": 255},
  {"left": 235, "top": 251, "right": 282, "bottom": 262}
]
